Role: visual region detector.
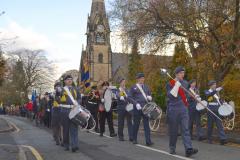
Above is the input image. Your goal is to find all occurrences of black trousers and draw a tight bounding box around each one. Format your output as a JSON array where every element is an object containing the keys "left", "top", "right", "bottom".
[
  {"left": 52, "top": 107, "right": 61, "bottom": 144},
  {"left": 99, "top": 110, "right": 115, "bottom": 134},
  {"left": 86, "top": 103, "right": 99, "bottom": 131}
]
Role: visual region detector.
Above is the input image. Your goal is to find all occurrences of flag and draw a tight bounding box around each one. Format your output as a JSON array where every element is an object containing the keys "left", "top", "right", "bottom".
[
  {"left": 81, "top": 62, "right": 90, "bottom": 88},
  {"left": 31, "top": 90, "right": 37, "bottom": 101}
]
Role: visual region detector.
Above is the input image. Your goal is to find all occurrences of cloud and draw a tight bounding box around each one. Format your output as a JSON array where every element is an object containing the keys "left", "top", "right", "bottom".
[
  {"left": 0, "top": 21, "right": 82, "bottom": 79},
  {"left": 0, "top": 21, "right": 53, "bottom": 51}
]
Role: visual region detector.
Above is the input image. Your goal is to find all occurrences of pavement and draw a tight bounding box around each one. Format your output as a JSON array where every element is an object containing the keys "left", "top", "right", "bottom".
[{"left": 0, "top": 115, "right": 240, "bottom": 160}]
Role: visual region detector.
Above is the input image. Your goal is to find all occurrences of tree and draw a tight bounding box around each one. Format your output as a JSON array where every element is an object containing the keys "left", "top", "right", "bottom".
[
  {"left": 0, "top": 50, "right": 6, "bottom": 86},
  {"left": 171, "top": 41, "right": 193, "bottom": 80},
  {"left": 10, "top": 49, "right": 55, "bottom": 96},
  {"left": 127, "top": 39, "right": 143, "bottom": 86},
  {"left": 110, "top": 0, "right": 240, "bottom": 82}
]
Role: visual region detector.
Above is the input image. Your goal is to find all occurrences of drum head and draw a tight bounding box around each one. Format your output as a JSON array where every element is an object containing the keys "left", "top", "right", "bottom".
[
  {"left": 218, "top": 103, "right": 233, "bottom": 116},
  {"left": 69, "top": 106, "right": 81, "bottom": 119},
  {"left": 104, "top": 89, "right": 112, "bottom": 112}
]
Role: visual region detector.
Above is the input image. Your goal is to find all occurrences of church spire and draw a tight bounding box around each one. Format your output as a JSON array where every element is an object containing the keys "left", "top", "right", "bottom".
[{"left": 90, "top": 0, "right": 106, "bottom": 17}]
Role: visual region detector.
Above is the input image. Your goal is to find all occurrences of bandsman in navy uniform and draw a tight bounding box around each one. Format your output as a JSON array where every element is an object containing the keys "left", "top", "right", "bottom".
[
  {"left": 86, "top": 85, "right": 100, "bottom": 133},
  {"left": 56, "top": 75, "right": 82, "bottom": 152},
  {"left": 52, "top": 82, "right": 62, "bottom": 145},
  {"left": 205, "top": 80, "right": 227, "bottom": 145},
  {"left": 188, "top": 79, "right": 205, "bottom": 141},
  {"left": 117, "top": 78, "right": 133, "bottom": 142},
  {"left": 129, "top": 73, "right": 153, "bottom": 146},
  {"left": 166, "top": 66, "right": 198, "bottom": 157}
]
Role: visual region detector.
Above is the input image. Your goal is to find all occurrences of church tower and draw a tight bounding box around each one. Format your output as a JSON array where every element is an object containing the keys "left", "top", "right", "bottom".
[{"left": 80, "top": 0, "right": 112, "bottom": 84}]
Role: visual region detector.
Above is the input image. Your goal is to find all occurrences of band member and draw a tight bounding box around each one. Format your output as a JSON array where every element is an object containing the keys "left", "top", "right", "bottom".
[
  {"left": 166, "top": 66, "right": 198, "bottom": 157},
  {"left": 99, "top": 81, "right": 117, "bottom": 137},
  {"left": 86, "top": 85, "right": 100, "bottom": 133},
  {"left": 205, "top": 80, "right": 227, "bottom": 145},
  {"left": 56, "top": 75, "right": 81, "bottom": 152},
  {"left": 52, "top": 82, "right": 62, "bottom": 145},
  {"left": 129, "top": 73, "right": 153, "bottom": 146},
  {"left": 188, "top": 79, "right": 205, "bottom": 141},
  {"left": 117, "top": 78, "right": 133, "bottom": 141}
]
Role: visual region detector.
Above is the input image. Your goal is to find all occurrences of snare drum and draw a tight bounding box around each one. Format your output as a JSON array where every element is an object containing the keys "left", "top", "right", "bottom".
[
  {"left": 218, "top": 103, "right": 234, "bottom": 119},
  {"left": 142, "top": 102, "right": 162, "bottom": 120},
  {"left": 69, "top": 105, "right": 96, "bottom": 130}
]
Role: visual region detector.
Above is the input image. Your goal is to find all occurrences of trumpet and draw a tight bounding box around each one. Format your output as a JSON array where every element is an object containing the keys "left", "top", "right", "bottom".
[{"left": 88, "top": 91, "right": 96, "bottom": 100}]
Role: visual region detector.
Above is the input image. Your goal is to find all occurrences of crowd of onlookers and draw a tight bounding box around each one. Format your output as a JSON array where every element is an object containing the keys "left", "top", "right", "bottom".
[{"left": 0, "top": 92, "right": 54, "bottom": 128}]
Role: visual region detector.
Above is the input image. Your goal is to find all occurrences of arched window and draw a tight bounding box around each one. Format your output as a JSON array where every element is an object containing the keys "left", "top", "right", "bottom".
[{"left": 98, "top": 53, "right": 103, "bottom": 63}]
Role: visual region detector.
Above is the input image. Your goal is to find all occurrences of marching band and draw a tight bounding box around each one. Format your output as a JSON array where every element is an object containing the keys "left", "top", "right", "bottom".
[{"left": 49, "top": 66, "right": 235, "bottom": 157}]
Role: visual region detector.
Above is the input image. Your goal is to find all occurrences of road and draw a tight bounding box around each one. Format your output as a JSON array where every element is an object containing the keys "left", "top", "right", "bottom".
[{"left": 0, "top": 115, "right": 239, "bottom": 160}]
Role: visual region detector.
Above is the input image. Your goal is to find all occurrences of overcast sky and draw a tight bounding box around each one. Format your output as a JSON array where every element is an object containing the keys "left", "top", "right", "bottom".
[{"left": 0, "top": 0, "right": 123, "bottom": 79}]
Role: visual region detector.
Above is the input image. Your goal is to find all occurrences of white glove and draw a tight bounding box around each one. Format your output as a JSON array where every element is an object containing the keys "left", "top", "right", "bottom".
[
  {"left": 81, "top": 94, "right": 84, "bottom": 97},
  {"left": 196, "top": 97, "right": 201, "bottom": 101},
  {"left": 170, "top": 81, "right": 181, "bottom": 97},
  {"left": 196, "top": 95, "right": 201, "bottom": 101},
  {"left": 136, "top": 104, "right": 142, "bottom": 110},
  {"left": 120, "top": 96, "right": 125, "bottom": 101},
  {"left": 216, "top": 87, "right": 223, "bottom": 92},
  {"left": 147, "top": 96, "right": 152, "bottom": 101},
  {"left": 101, "top": 99, "right": 105, "bottom": 103}
]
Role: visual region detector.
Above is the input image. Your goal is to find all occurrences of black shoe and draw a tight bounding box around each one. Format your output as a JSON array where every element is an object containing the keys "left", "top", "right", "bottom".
[
  {"left": 146, "top": 142, "right": 154, "bottom": 146},
  {"left": 169, "top": 149, "right": 176, "bottom": 155},
  {"left": 185, "top": 148, "right": 198, "bottom": 157},
  {"left": 119, "top": 137, "right": 124, "bottom": 141},
  {"left": 56, "top": 142, "right": 60, "bottom": 145},
  {"left": 72, "top": 147, "right": 77, "bottom": 152},
  {"left": 220, "top": 139, "right": 227, "bottom": 145},
  {"left": 132, "top": 140, "right": 138, "bottom": 144},
  {"left": 64, "top": 147, "right": 69, "bottom": 151},
  {"left": 95, "top": 129, "right": 100, "bottom": 133},
  {"left": 198, "top": 137, "right": 206, "bottom": 141},
  {"left": 110, "top": 133, "right": 117, "bottom": 137},
  {"left": 129, "top": 138, "right": 133, "bottom": 142},
  {"left": 99, "top": 133, "right": 103, "bottom": 137}
]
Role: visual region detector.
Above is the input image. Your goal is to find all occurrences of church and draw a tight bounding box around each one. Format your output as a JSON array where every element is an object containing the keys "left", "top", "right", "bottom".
[
  {"left": 79, "top": 0, "right": 171, "bottom": 86},
  {"left": 79, "top": 0, "right": 126, "bottom": 85}
]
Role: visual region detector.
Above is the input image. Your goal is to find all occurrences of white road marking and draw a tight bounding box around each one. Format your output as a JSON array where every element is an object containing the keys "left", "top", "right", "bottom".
[
  {"left": 7, "top": 120, "right": 20, "bottom": 133},
  {"left": 136, "top": 144, "right": 194, "bottom": 160},
  {"left": 88, "top": 129, "right": 194, "bottom": 160}
]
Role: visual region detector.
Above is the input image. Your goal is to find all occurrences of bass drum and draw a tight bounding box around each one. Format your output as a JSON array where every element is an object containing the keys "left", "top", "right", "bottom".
[
  {"left": 104, "top": 89, "right": 113, "bottom": 112},
  {"left": 218, "top": 103, "right": 234, "bottom": 120},
  {"left": 196, "top": 100, "right": 207, "bottom": 114},
  {"left": 104, "top": 87, "right": 118, "bottom": 112}
]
